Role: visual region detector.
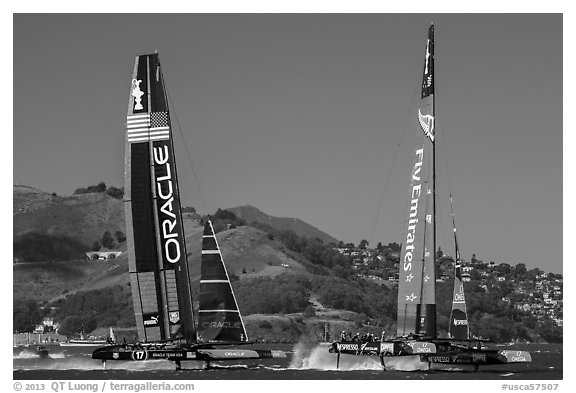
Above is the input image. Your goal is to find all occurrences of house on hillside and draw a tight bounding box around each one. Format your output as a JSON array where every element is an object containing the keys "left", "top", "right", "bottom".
[{"left": 86, "top": 251, "right": 122, "bottom": 260}]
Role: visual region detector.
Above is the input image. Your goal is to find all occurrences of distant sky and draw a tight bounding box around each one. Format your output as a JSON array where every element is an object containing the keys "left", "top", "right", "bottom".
[{"left": 13, "top": 13, "right": 562, "bottom": 272}]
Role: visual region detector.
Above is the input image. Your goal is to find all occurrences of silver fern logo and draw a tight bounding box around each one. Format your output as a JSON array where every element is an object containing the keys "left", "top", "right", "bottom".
[{"left": 418, "top": 109, "right": 435, "bottom": 141}]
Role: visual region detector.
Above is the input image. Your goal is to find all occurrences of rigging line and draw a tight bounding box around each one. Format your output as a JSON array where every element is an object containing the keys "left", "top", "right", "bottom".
[
  {"left": 436, "top": 98, "right": 454, "bottom": 198},
  {"left": 436, "top": 97, "right": 460, "bottom": 259},
  {"left": 368, "top": 80, "right": 421, "bottom": 245},
  {"left": 164, "top": 78, "right": 208, "bottom": 213},
  {"left": 433, "top": 103, "right": 449, "bottom": 259}
]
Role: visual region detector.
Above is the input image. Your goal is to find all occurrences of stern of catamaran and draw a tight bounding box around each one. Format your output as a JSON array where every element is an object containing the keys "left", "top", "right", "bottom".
[{"left": 498, "top": 350, "right": 532, "bottom": 363}]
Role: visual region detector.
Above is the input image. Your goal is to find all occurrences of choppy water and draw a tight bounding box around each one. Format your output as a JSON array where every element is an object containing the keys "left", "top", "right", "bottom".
[{"left": 13, "top": 343, "right": 562, "bottom": 380}]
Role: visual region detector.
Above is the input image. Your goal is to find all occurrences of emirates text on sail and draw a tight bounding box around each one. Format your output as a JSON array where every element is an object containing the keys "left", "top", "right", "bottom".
[{"left": 403, "top": 148, "right": 424, "bottom": 272}]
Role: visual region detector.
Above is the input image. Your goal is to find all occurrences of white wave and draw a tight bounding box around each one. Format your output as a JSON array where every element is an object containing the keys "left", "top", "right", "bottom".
[
  {"left": 289, "top": 342, "right": 383, "bottom": 371},
  {"left": 207, "top": 364, "right": 250, "bottom": 370},
  {"left": 13, "top": 350, "right": 43, "bottom": 359}
]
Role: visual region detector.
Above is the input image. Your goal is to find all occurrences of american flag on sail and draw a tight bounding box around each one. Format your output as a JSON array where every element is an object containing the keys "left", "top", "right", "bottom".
[{"left": 127, "top": 112, "right": 170, "bottom": 143}]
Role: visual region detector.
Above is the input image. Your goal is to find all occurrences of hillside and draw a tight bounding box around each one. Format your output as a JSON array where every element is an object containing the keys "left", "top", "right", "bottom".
[
  {"left": 186, "top": 225, "right": 310, "bottom": 281},
  {"left": 14, "top": 223, "right": 315, "bottom": 303},
  {"left": 228, "top": 205, "right": 339, "bottom": 245},
  {"left": 13, "top": 186, "right": 125, "bottom": 251},
  {"left": 13, "top": 258, "right": 129, "bottom": 305},
  {"left": 13, "top": 186, "right": 559, "bottom": 343},
  {"left": 12, "top": 185, "right": 386, "bottom": 341},
  {"left": 13, "top": 185, "right": 54, "bottom": 214}
]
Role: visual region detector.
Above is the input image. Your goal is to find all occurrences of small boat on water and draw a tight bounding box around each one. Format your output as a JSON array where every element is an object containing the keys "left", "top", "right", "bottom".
[
  {"left": 60, "top": 337, "right": 107, "bottom": 347},
  {"left": 35, "top": 346, "right": 49, "bottom": 358},
  {"left": 61, "top": 327, "right": 116, "bottom": 347}
]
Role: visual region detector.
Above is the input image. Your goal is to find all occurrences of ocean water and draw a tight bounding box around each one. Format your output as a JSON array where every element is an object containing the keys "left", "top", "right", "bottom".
[{"left": 13, "top": 343, "right": 562, "bottom": 380}]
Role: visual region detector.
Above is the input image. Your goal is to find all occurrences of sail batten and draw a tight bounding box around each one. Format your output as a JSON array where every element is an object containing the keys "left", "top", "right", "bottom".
[{"left": 198, "top": 221, "right": 248, "bottom": 343}]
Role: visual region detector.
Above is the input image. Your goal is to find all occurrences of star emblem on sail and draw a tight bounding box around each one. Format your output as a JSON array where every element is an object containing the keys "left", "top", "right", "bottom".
[
  {"left": 406, "top": 273, "right": 414, "bottom": 282},
  {"left": 418, "top": 109, "right": 435, "bottom": 141},
  {"left": 406, "top": 293, "right": 417, "bottom": 302}
]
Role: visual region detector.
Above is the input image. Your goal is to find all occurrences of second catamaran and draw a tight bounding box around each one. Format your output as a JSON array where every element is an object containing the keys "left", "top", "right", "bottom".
[
  {"left": 92, "top": 53, "right": 284, "bottom": 368},
  {"left": 329, "top": 24, "right": 531, "bottom": 370}
]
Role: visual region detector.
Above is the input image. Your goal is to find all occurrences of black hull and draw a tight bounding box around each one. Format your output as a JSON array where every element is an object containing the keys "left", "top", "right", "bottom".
[
  {"left": 328, "top": 340, "right": 531, "bottom": 370},
  {"left": 422, "top": 341, "right": 532, "bottom": 366},
  {"left": 328, "top": 339, "right": 436, "bottom": 357},
  {"left": 92, "top": 342, "right": 285, "bottom": 363}
]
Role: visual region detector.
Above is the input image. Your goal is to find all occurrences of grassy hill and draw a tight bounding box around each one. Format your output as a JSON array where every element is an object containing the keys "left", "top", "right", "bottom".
[
  {"left": 13, "top": 185, "right": 561, "bottom": 343},
  {"left": 12, "top": 186, "right": 336, "bottom": 310},
  {"left": 13, "top": 258, "right": 129, "bottom": 305},
  {"left": 12, "top": 185, "right": 337, "bottom": 304},
  {"left": 228, "top": 205, "right": 339, "bottom": 245},
  {"left": 13, "top": 186, "right": 125, "bottom": 253},
  {"left": 14, "top": 223, "right": 320, "bottom": 302},
  {"left": 186, "top": 225, "right": 310, "bottom": 281},
  {"left": 13, "top": 185, "right": 373, "bottom": 340}
]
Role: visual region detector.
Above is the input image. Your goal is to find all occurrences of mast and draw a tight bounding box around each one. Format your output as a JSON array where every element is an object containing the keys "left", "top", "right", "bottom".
[
  {"left": 397, "top": 24, "right": 436, "bottom": 338},
  {"left": 124, "top": 53, "right": 196, "bottom": 343},
  {"left": 427, "top": 23, "right": 437, "bottom": 339}
]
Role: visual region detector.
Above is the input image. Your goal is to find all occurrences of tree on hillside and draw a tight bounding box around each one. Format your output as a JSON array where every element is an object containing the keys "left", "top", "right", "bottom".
[
  {"left": 358, "top": 239, "right": 369, "bottom": 249},
  {"left": 101, "top": 231, "right": 115, "bottom": 249},
  {"left": 86, "top": 182, "right": 107, "bottom": 193},
  {"left": 213, "top": 208, "right": 238, "bottom": 221},
  {"left": 58, "top": 315, "right": 97, "bottom": 337},
  {"left": 13, "top": 298, "right": 42, "bottom": 332},
  {"left": 92, "top": 240, "right": 102, "bottom": 251},
  {"left": 303, "top": 305, "right": 316, "bottom": 318},
  {"left": 115, "top": 231, "right": 126, "bottom": 243},
  {"left": 514, "top": 263, "right": 527, "bottom": 276},
  {"left": 105, "top": 186, "right": 124, "bottom": 199},
  {"left": 497, "top": 263, "right": 512, "bottom": 275}
]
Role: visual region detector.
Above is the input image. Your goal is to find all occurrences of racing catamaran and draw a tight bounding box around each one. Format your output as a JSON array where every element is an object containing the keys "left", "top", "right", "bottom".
[
  {"left": 329, "top": 24, "right": 531, "bottom": 370},
  {"left": 92, "top": 53, "right": 284, "bottom": 369}
]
